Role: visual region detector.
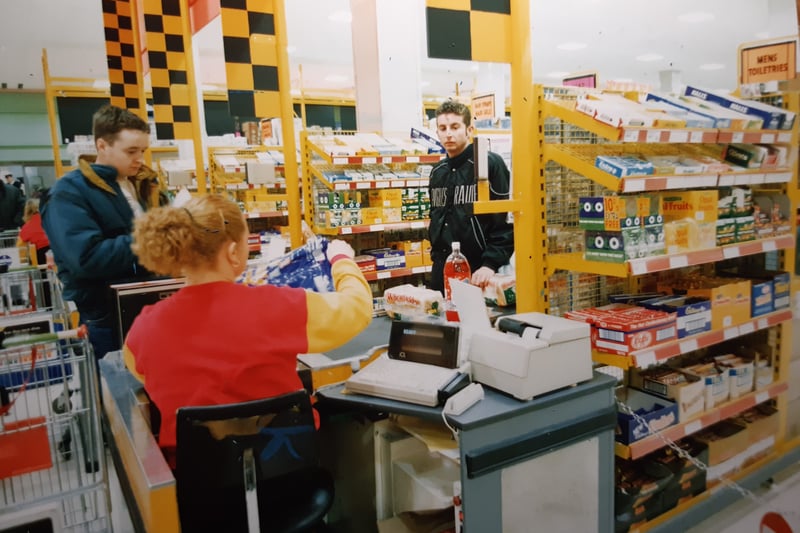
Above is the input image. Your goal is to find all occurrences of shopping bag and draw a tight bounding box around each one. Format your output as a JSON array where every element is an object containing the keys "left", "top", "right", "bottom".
[{"left": 238, "top": 237, "right": 334, "bottom": 292}]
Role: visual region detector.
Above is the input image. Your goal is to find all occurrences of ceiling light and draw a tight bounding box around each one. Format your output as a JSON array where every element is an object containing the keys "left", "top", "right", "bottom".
[
  {"left": 324, "top": 74, "right": 349, "bottom": 83},
  {"left": 546, "top": 71, "right": 570, "bottom": 79},
  {"left": 699, "top": 63, "right": 725, "bottom": 71},
  {"left": 328, "top": 11, "right": 352, "bottom": 23},
  {"left": 677, "top": 12, "right": 715, "bottom": 23},
  {"left": 636, "top": 53, "right": 664, "bottom": 62},
  {"left": 556, "top": 42, "right": 587, "bottom": 51}
]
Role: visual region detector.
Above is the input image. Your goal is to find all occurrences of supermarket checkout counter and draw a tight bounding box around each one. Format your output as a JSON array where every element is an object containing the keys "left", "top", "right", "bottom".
[{"left": 100, "top": 315, "right": 617, "bottom": 532}]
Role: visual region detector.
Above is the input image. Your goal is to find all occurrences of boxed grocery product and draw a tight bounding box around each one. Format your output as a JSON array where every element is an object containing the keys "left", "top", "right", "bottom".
[
  {"left": 735, "top": 215, "right": 756, "bottom": 242},
  {"left": 648, "top": 438, "right": 709, "bottom": 486},
  {"left": 383, "top": 283, "right": 444, "bottom": 320},
  {"left": 362, "top": 248, "right": 406, "bottom": 270},
  {"left": 681, "top": 95, "right": 764, "bottom": 130},
  {"left": 579, "top": 195, "right": 661, "bottom": 231},
  {"left": 683, "top": 86, "right": 792, "bottom": 130},
  {"left": 565, "top": 304, "right": 676, "bottom": 355},
  {"left": 643, "top": 99, "right": 716, "bottom": 128},
  {"left": 663, "top": 219, "right": 716, "bottom": 253},
  {"left": 615, "top": 388, "right": 679, "bottom": 444},
  {"left": 354, "top": 255, "right": 377, "bottom": 273},
  {"left": 661, "top": 190, "right": 718, "bottom": 223},
  {"left": 388, "top": 240, "right": 423, "bottom": 269},
  {"left": 615, "top": 459, "right": 674, "bottom": 513},
  {"left": 718, "top": 186, "right": 753, "bottom": 218},
  {"left": 360, "top": 207, "right": 384, "bottom": 225},
  {"left": 584, "top": 226, "right": 665, "bottom": 263},
  {"left": 724, "top": 144, "right": 768, "bottom": 169},
  {"left": 422, "top": 239, "right": 432, "bottom": 266},
  {"left": 716, "top": 218, "right": 737, "bottom": 246},
  {"left": 641, "top": 295, "right": 711, "bottom": 338},
  {"left": 367, "top": 189, "right": 402, "bottom": 207},
  {"left": 644, "top": 92, "right": 729, "bottom": 128},
  {"left": 630, "top": 366, "right": 705, "bottom": 421},
  {"left": 680, "top": 363, "right": 730, "bottom": 408},
  {"left": 692, "top": 420, "right": 749, "bottom": 465},
  {"left": 594, "top": 155, "right": 654, "bottom": 178},
  {"left": 661, "top": 277, "right": 751, "bottom": 329},
  {"left": 736, "top": 404, "right": 779, "bottom": 446},
  {"left": 714, "top": 354, "right": 754, "bottom": 398},
  {"left": 753, "top": 193, "right": 792, "bottom": 235}
]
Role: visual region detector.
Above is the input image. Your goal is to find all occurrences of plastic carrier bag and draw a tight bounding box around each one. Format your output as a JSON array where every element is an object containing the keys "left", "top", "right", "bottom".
[{"left": 237, "top": 237, "right": 334, "bottom": 293}]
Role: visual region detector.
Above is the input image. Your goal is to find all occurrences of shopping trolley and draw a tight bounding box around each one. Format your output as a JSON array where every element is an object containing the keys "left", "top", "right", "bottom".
[
  {"left": 0, "top": 326, "right": 112, "bottom": 532},
  {"left": 0, "top": 229, "right": 26, "bottom": 272}
]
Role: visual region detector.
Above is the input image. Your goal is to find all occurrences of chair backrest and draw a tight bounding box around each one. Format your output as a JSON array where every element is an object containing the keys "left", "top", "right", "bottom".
[{"left": 175, "top": 390, "right": 332, "bottom": 533}]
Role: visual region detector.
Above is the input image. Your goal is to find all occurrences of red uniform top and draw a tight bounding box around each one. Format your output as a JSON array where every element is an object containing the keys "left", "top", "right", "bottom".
[{"left": 123, "top": 258, "right": 372, "bottom": 456}]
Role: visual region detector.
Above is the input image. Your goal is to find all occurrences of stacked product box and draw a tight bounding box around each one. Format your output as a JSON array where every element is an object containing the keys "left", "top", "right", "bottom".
[
  {"left": 660, "top": 190, "right": 718, "bottom": 253},
  {"left": 717, "top": 186, "right": 754, "bottom": 244},
  {"left": 657, "top": 275, "right": 751, "bottom": 330},
  {"left": 388, "top": 240, "right": 429, "bottom": 268},
  {"left": 680, "top": 362, "right": 730, "bottom": 409},
  {"left": 641, "top": 295, "right": 711, "bottom": 339},
  {"left": 691, "top": 420, "right": 750, "bottom": 487},
  {"left": 614, "top": 459, "right": 674, "bottom": 531},
  {"left": 316, "top": 190, "right": 363, "bottom": 229},
  {"left": 615, "top": 387, "right": 679, "bottom": 444},
  {"left": 683, "top": 86, "right": 795, "bottom": 130},
  {"left": 753, "top": 193, "right": 792, "bottom": 237},
  {"left": 650, "top": 438, "right": 708, "bottom": 512},
  {"left": 580, "top": 194, "right": 664, "bottom": 263},
  {"left": 630, "top": 366, "right": 706, "bottom": 422},
  {"left": 564, "top": 303, "right": 676, "bottom": 355},
  {"left": 361, "top": 248, "right": 406, "bottom": 271},
  {"left": 719, "top": 269, "right": 790, "bottom": 317},
  {"left": 594, "top": 155, "right": 654, "bottom": 178}
]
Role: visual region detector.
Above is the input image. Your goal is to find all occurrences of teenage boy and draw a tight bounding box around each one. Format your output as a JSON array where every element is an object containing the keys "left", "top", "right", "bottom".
[{"left": 427, "top": 100, "right": 514, "bottom": 293}]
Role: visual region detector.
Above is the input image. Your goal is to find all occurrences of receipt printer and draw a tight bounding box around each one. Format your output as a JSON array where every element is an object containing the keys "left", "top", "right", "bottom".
[{"left": 468, "top": 312, "right": 593, "bottom": 400}]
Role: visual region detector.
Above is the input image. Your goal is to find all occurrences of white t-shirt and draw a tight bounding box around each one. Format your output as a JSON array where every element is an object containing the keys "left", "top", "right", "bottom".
[{"left": 117, "top": 177, "right": 144, "bottom": 218}]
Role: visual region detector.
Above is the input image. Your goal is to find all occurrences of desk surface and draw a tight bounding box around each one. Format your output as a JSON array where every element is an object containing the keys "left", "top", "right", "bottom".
[{"left": 318, "top": 372, "right": 616, "bottom": 431}]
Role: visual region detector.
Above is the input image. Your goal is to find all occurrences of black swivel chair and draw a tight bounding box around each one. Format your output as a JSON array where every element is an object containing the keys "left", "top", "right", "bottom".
[{"left": 175, "top": 390, "right": 334, "bottom": 533}]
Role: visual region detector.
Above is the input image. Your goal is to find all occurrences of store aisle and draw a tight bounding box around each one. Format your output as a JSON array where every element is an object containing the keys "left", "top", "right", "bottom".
[
  {"left": 108, "top": 451, "right": 135, "bottom": 533},
  {"left": 687, "top": 463, "right": 800, "bottom": 533}
]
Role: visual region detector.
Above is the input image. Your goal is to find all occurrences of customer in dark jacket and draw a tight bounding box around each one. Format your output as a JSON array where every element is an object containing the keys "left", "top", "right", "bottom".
[
  {"left": 41, "top": 105, "right": 163, "bottom": 358},
  {"left": 428, "top": 100, "right": 514, "bottom": 292},
  {"left": 0, "top": 182, "right": 25, "bottom": 230}
]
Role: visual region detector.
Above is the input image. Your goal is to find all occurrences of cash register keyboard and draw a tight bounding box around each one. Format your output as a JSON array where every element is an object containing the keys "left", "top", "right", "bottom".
[{"left": 345, "top": 355, "right": 459, "bottom": 407}]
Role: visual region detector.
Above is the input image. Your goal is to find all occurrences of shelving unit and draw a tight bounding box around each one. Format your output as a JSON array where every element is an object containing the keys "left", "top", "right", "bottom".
[
  {"left": 301, "top": 131, "right": 442, "bottom": 297},
  {"left": 537, "top": 85, "right": 800, "bottom": 531}
]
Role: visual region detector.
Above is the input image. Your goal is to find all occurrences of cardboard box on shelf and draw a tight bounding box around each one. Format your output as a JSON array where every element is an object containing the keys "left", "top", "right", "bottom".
[
  {"left": 630, "top": 366, "right": 706, "bottom": 422},
  {"left": 660, "top": 277, "right": 751, "bottom": 330},
  {"left": 692, "top": 420, "right": 749, "bottom": 466},
  {"left": 641, "top": 295, "right": 711, "bottom": 339},
  {"left": 565, "top": 304, "right": 676, "bottom": 355},
  {"left": 389, "top": 240, "right": 423, "bottom": 269},
  {"left": 680, "top": 363, "right": 731, "bottom": 409},
  {"left": 736, "top": 404, "right": 779, "bottom": 445},
  {"left": 615, "top": 388, "right": 679, "bottom": 444},
  {"left": 714, "top": 355, "right": 754, "bottom": 398}
]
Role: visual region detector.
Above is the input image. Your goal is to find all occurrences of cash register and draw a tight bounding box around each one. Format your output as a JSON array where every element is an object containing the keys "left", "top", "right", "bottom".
[{"left": 451, "top": 281, "right": 593, "bottom": 400}]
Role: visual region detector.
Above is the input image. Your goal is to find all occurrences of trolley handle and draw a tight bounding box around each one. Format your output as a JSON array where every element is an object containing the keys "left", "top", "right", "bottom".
[{"left": 1, "top": 325, "right": 88, "bottom": 349}]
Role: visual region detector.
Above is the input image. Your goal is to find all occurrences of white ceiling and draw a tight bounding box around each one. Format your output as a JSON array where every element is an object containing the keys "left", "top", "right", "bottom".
[{"left": 0, "top": 0, "right": 797, "bottom": 99}]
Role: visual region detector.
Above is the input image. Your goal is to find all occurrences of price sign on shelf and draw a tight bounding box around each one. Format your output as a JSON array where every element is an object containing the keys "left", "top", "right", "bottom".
[
  {"left": 669, "top": 130, "right": 689, "bottom": 143},
  {"left": 761, "top": 133, "right": 775, "bottom": 144},
  {"left": 679, "top": 339, "right": 699, "bottom": 353},
  {"left": 407, "top": 156, "right": 420, "bottom": 163},
  {"left": 362, "top": 157, "right": 376, "bottom": 164},
  {"left": 684, "top": 420, "right": 702, "bottom": 436},
  {"left": 756, "top": 391, "right": 769, "bottom": 404},
  {"left": 410, "top": 221, "right": 426, "bottom": 229},
  {"left": 689, "top": 130, "right": 705, "bottom": 143},
  {"left": 740, "top": 322, "right": 755, "bottom": 335},
  {"left": 669, "top": 256, "right": 689, "bottom": 269},
  {"left": 646, "top": 130, "right": 662, "bottom": 143},
  {"left": 763, "top": 240, "right": 777, "bottom": 252},
  {"left": 623, "top": 130, "right": 640, "bottom": 143},
  {"left": 377, "top": 271, "right": 392, "bottom": 279},
  {"left": 731, "top": 132, "right": 745, "bottom": 143},
  {"left": 723, "top": 246, "right": 740, "bottom": 259}
]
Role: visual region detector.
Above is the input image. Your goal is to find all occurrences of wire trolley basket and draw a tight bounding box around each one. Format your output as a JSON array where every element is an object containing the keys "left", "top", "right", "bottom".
[{"left": 0, "top": 326, "right": 112, "bottom": 532}]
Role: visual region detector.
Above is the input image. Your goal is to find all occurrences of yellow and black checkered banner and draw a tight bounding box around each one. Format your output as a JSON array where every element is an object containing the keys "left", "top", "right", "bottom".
[
  {"left": 426, "top": 0, "right": 511, "bottom": 63},
  {"left": 219, "top": 0, "right": 281, "bottom": 118},
  {"left": 142, "top": 0, "right": 193, "bottom": 139},
  {"left": 103, "top": 0, "right": 144, "bottom": 113}
]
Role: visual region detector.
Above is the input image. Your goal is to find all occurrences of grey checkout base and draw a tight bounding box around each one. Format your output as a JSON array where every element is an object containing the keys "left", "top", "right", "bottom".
[{"left": 320, "top": 316, "right": 618, "bottom": 532}]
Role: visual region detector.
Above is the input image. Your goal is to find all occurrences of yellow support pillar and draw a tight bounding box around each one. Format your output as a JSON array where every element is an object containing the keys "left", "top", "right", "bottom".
[
  {"left": 178, "top": 0, "right": 207, "bottom": 194},
  {"left": 41, "top": 50, "right": 64, "bottom": 179},
  {"left": 274, "top": 0, "right": 302, "bottom": 248},
  {"left": 508, "top": 0, "right": 541, "bottom": 312}
]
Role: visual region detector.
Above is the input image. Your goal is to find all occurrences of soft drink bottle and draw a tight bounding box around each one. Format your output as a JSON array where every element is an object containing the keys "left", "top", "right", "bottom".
[{"left": 443, "top": 241, "right": 471, "bottom": 321}]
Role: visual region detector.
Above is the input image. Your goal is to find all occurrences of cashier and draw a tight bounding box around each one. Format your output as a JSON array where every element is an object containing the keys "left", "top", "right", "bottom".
[
  {"left": 122, "top": 194, "right": 373, "bottom": 466},
  {"left": 428, "top": 100, "right": 514, "bottom": 292}
]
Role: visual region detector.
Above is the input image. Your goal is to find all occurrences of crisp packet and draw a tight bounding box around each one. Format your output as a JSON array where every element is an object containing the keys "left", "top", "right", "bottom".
[{"left": 237, "top": 237, "right": 334, "bottom": 292}]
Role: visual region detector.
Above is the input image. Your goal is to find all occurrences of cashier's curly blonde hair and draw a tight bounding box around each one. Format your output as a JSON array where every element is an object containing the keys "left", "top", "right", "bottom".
[{"left": 132, "top": 195, "right": 246, "bottom": 276}]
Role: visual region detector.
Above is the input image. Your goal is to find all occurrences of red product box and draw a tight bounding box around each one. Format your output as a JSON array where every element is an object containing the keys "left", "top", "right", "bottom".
[{"left": 566, "top": 304, "right": 677, "bottom": 355}]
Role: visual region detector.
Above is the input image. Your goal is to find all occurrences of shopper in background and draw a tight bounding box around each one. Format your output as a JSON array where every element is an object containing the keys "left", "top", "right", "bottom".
[
  {"left": 122, "top": 194, "right": 373, "bottom": 466},
  {"left": 4, "top": 173, "right": 25, "bottom": 196},
  {"left": 19, "top": 197, "right": 50, "bottom": 265},
  {"left": 428, "top": 100, "right": 514, "bottom": 293},
  {"left": 0, "top": 177, "right": 25, "bottom": 230},
  {"left": 41, "top": 105, "right": 163, "bottom": 358}
]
